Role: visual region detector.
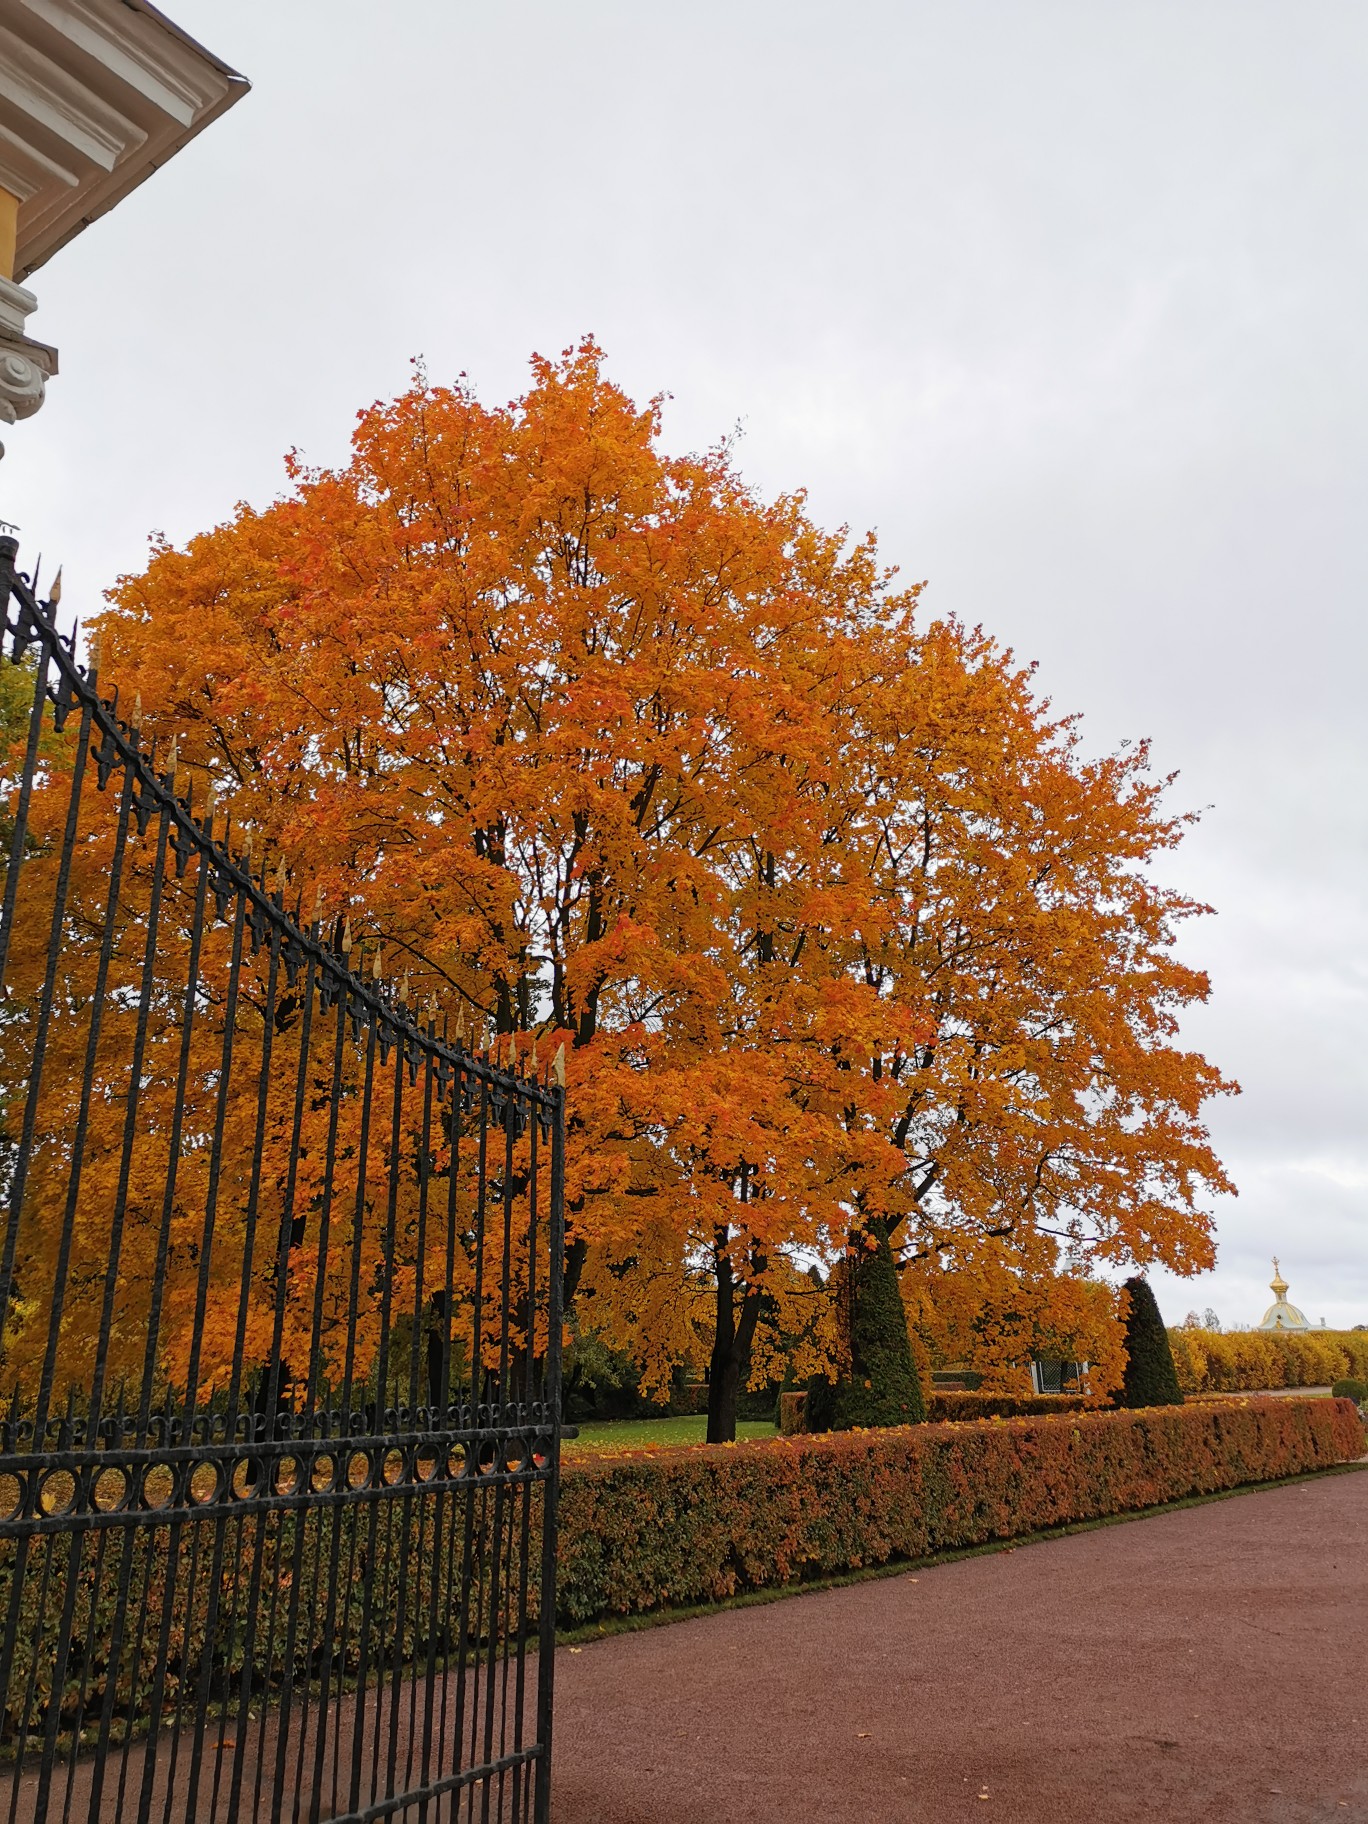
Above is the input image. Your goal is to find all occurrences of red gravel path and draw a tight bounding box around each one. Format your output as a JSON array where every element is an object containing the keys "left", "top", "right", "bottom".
[{"left": 551, "top": 1470, "right": 1368, "bottom": 1824}]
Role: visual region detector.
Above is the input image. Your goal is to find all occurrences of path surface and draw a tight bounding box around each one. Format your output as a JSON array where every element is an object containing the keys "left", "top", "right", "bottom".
[{"left": 551, "top": 1470, "right": 1368, "bottom": 1824}]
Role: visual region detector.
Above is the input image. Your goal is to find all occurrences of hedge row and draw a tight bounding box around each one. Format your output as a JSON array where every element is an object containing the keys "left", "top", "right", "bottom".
[
  {"left": 925, "top": 1391, "right": 1095, "bottom": 1421},
  {"left": 780, "top": 1389, "right": 1095, "bottom": 1432},
  {"left": 1168, "top": 1328, "right": 1368, "bottom": 1394},
  {"left": 554, "top": 1397, "right": 1365, "bottom": 1625}
]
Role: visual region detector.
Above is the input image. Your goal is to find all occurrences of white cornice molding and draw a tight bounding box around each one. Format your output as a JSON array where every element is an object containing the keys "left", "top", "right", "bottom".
[
  {"left": 0, "top": 0, "right": 248, "bottom": 280},
  {"left": 0, "top": 27, "right": 149, "bottom": 170}
]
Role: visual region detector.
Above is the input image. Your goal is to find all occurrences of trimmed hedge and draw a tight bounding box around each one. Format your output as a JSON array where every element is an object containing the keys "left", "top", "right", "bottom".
[
  {"left": 1120, "top": 1276, "right": 1184, "bottom": 1406},
  {"left": 926, "top": 1391, "right": 1095, "bottom": 1421},
  {"left": 1169, "top": 1327, "right": 1368, "bottom": 1394},
  {"left": 821, "top": 1230, "right": 926, "bottom": 1430},
  {"left": 555, "top": 1397, "right": 1365, "bottom": 1625},
  {"left": 782, "top": 1388, "right": 1096, "bottom": 1431}
]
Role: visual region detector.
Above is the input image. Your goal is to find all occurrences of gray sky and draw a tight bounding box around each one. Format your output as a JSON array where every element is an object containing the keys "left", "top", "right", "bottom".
[{"left": 7, "top": 1, "right": 1365, "bottom": 1328}]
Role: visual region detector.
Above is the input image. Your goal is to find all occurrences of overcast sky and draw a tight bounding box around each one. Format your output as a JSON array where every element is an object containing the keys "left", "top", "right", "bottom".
[{"left": 6, "top": 1, "right": 1364, "bottom": 1327}]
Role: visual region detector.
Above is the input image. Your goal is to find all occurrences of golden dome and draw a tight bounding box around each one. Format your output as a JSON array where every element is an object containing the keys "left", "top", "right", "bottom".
[{"left": 1258, "top": 1257, "right": 1309, "bottom": 1331}]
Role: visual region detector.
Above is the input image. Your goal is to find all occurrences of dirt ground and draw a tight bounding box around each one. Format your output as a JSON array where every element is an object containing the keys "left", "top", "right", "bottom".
[{"left": 550, "top": 1469, "right": 1368, "bottom": 1824}]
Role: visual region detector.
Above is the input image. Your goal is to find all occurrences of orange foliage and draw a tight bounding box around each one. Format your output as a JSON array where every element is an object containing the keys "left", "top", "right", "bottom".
[
  {"left": 905, "top": 1255, "right": 1129, "bottom": 1395},
  {"left": 16, "top": 339, "right": 1234, "bottom": 1400},
  {"left": 1168, "top": 1326, "right": 1368, "bottom": 1394}
]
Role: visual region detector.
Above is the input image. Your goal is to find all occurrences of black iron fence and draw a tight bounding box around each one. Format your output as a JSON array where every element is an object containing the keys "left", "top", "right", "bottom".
[{"left": 0, "top": 536, "right": 565, "bottom": 1822}]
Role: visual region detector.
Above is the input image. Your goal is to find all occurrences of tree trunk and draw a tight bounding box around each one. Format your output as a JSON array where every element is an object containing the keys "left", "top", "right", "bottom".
[
  {"left": 707, "top": 1244, "right": 740, "bottom": 1443},
  {"left": 706, "top": 1232, "right": 766, "bottom": 1443}
]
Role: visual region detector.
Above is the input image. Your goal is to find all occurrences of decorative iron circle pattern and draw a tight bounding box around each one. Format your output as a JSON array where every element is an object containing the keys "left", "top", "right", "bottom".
[{"left": 0, "top": 1423, "right": 556, "bottom": 1534}]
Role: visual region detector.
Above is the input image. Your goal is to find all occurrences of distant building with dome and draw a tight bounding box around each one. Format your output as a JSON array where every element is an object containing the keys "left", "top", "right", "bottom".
[{"left": 1258, "top": 1259, "right": 1311, "bottom": 1331}]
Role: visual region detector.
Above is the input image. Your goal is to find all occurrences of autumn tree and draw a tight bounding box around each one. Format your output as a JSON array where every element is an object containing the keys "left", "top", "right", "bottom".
[
  {"left": 52, "top": 341, "right": 1235, "bottom": 1437},
  {"left": 904, "top": 1251, "right": 1127, "bottom": 1395}
]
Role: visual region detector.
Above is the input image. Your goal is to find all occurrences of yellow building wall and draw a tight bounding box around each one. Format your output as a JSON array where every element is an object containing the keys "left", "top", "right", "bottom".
[{"left": 0, "top": 188, "right": 18, "bottom": 282}]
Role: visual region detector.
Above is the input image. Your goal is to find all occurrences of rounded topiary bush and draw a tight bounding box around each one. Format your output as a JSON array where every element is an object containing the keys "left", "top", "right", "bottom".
[
  {"left": 1331, "top": 1377, "right": 1368, "bottom": 1405},
  {"left": 1119, "top": 1276, "right": 1184, "bottom": 1408}
]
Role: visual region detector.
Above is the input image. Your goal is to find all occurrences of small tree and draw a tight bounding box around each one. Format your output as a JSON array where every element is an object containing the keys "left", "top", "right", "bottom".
[
  {"left": 1119, "top": 1277, "right": 1184, "bottom": 1407},
  {"left": 810, "top": 1232, "right": 926, "bottom": 1430}
]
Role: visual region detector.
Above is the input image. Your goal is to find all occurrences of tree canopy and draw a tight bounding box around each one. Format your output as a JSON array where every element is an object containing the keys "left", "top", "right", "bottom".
[{"left": 3, "top": 341, "right": 1235, "bottom": 1426}]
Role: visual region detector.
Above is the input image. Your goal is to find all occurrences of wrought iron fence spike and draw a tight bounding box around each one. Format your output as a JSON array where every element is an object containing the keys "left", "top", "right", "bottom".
[
  {"left": 47, "top": 565, "right": 61, "bottom": 606},
  {"left": 553, "top": 1042, "right": 566, "bottom": 1087}
]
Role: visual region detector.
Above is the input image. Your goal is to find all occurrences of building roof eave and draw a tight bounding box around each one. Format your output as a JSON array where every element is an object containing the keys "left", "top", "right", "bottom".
[{"left": 5, "top": 0, "right": 249, "bottom": 282}]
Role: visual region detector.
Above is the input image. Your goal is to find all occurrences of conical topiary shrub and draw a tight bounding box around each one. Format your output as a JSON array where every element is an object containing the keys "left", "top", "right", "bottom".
[
  {"left": 809, "top": 1230, "right": 926, "bottom": 1430},
  {"left": 1119, "top": 1276, "right": 1184, "bottom": 1407}
]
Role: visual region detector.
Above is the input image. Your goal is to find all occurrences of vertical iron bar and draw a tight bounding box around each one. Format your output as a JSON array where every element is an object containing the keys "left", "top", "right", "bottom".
[
  {"left": 179, "top": 888, "right": 248, "bottom": 1817},
  {"left": 260, "top": 946, "right": 318, "bottom": 1824},
  {"left": 533, "top": 1083, "right": 566, "bottom": 1824},
  {"left": 32, "top": 749, "right": 135, "bottom": 1439},
  {"left": 0, "top": 561, "right": 54, "bottom": 992},
  {"left": 223, "top": 916, "right": 284, "bottom": 1824},
  {"left": 0, "top": 680, "right": 94, "bottom": 1344}
]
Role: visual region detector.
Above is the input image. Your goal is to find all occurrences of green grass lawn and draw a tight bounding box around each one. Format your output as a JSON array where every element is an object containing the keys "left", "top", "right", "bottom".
[{"left": 562, "top": 1415, "right": 775, "bottom": 1457}]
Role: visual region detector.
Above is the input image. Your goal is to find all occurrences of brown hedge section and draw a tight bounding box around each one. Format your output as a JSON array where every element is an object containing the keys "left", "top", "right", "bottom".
[
  {"left": 925, "top": 1391, "right": 1095, "bottom": 1421},
  {"left": 781, "top": 1390, "right": 1096, "bottom": 1431},
  {"left": 555, "top": 1396, "right": 1365, "bottom": 1626}
]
